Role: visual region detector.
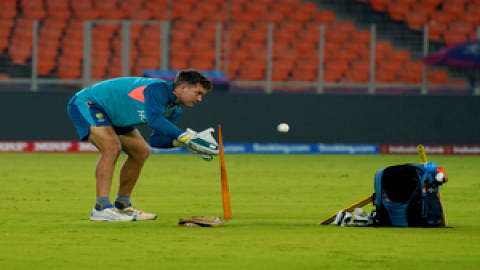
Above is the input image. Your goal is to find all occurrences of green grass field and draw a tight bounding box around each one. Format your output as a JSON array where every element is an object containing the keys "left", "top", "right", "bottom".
[{"left": 1, "top": 153, "right": 480, "bottom": 269}]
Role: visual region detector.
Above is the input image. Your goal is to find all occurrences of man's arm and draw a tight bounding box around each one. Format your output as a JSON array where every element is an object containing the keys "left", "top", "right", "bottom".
[
  {"left": 148, "top": 108, "right": 182, "bottom": 148},
  {"left": 144, "top": 83, "right": 183, "bottom": 139}
]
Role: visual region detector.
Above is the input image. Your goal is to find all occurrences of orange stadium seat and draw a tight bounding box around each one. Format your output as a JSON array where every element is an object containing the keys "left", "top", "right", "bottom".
[
  {"left": 449, "top": 22, "right": 474, "bottom": 36},
  {"left": 468, "top": 2, "right": 480, "bottom": 13},
  {"left": 58, "top": 66, "right": 81, "bottom": 79},
  {"left": 270, "top": 1, "right": 293, "bottom": 15},
  {"left": 395, "top": 0, "right": 417, "bottom": 7},
  {"left": 429, "top": 12, "right": 455, "bottom": 25},
  {"left": 333, "top": 50, "right": 359, "bottom": 63},
  {"left": 403, "top": 60, "right": 424, "bottom": 74},
  {"left": 119, "top": 0, "right": 144, "bottom": 10},
  {"left": 443, "top": 31, "right": 468, "bottom": 46},
  {"left": 351, "top": 61, "right": 371, "bottom": 72},
  {"left": 287, "top": 11, "right": 312, "bottom": 24},
  {"left": 245, "top": 2, "right": 268, "bottom": 16},
  {"left": 168, "top": 58, "right": 188, "bottom": 70},
  {"left": 411, "top": 3, "right": 437, "bottom": 17},
  {"left": 295, "top": 1, "right": 318, "bottom": 15},
  {"left": 378, "top": 61, "right": 402, "bottom": 74},
  {"left": 351, "top": 30, "right": 371, "bottom": 45},
  {"left": 9, "top": 45, "right": 31, "bottom": 65},
  {"left": 37, "top": 56, "right": 56, "bottom": 76},
  {"left": 427, "top": 22, "right": 447, "bottom": 41},
  {"left": 237, "top": 66, "right": 264, "bottom": 81},
  {"left": 313, "top": 11, "right": 336, "bottom": 24},
  {"left": 460, "top": 12, "right": 480, "bottom": 26},
  {"left": 240, "top": 41, "right": 266, "bottom": 55},
  {"left": 231, "top": 10, "right": 260, "bottom": 24},
  {"left": 388, "top": 49, "right": 410, "bottom": 63},
  {"left": 127, "top": 8, "right": 152, "bottom": 20},
  {"left": 323, "top": 71, "right": 343, "bottom": 82},
  {"left": 199, "top": 21, "right": 219, "bottom": 32},
  {"left": 91, "top": 66, "right": 107, "bottom": 79},
  {"left": 260, "top": 11, "right": 285, "bottom": 23},
  {"left": 405, "top": 12, "right": 428, "bottom": 31},
  {"left": 111, "top": 56, "right": 135, "bottom": 70},
  {"left": 23, "top": 7, "right": 46, "bottom": 20},
  {"left": 252, "top": 22, "right": 270, "bottom": 33},
  {"left": 244, "top": 31, "right": 268, "bottom": 43},
  {"left": 326, "top": 30, "right": 349, "bottom": 44},
  {"left": 421, "top": 0, "right": 442, "bottom": 6},
  {"left": 0, "top": 2, "right": 17, "bottom": 19},
  {"left": 442, "top": 2, "right": 466, "bottom": 18},
  {"left": 398, "top": 70, "right": 422, "bottom": 83},
  {"left": 226, "top": 60, "right": 242, "bottom": 78},
  {"left": 91, "top": 57, "right": 110, "bottom": 70},
  {"left": 274, "top": 29, "right": 295, "bottom": 43},
  {"left": 193, "top": 28, "right": 217, "bottom": 43},
  {"left": 295, "top": 59, "right": 318, "bottom": 72},
  {"left": 272, "top": 70, "right": 290, "bottom": 82},
  {"left": 325, "top": 61, "right": 349, "bottom": 74},
  {"left": 370, "top": 0, "right": 390, "bottom": 12},
  {"left": 375, "top": 70, "right": 396, "bottom": 83},
  {"left": 297, "top": 30, "right": 319, "bottom": 44},
  {"left": 344, "top": 42, "right": 367, "bottom": 55},
  {"left": 47, "top": 7, "right": 71, "bottom": 20},
  {"left": 291, "top": 69, "right": 317, "bottom": 82},
  {"left": 206, "top": 11, "right": 228, "bottom": 22},
  {"left": 427, "top": 69, "right": 448, "bottom": 84},
  {"left": 344, "top": 70, "right": 369, "bottom": 82},
  {"left": 70, "top": 0, "right": 93, "bottom": 11},
  {"left": 387, "top": 2, "right": 409, "bottom": 21},
  {"left": 469, "top": 31, "right": 479, "bottom": 41},
  {"left": 0, "top": 39, "right": 9, "bottom": 52}
]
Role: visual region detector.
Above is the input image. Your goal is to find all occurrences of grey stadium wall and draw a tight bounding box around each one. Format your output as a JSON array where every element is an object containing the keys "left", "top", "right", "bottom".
[{"left": 0, "top": 91, "right": 479, "bottom": 144}]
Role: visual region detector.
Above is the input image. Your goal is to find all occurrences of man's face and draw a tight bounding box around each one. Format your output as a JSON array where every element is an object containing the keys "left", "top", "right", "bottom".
[{"left": 175, "top": 83, "right": 208, "bottom": 107}]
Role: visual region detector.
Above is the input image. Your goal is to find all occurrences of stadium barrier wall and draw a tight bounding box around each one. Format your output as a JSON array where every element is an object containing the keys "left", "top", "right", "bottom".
[
  {"left": 2, "top": 141, "right": 480, "bottom": 155},
  {"left": 1, "top": 92, "right": 480, "bottom": 145}
]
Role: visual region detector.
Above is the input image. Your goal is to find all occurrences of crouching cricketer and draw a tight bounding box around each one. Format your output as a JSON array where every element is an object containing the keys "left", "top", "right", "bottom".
[{"left": 67, "top": 69, "right": 218, "bottom": 222}]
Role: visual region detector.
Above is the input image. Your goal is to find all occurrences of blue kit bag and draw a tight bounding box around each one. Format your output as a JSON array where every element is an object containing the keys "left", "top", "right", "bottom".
[{"left": 372, "top": 162, "right": 447, "bottom": 227}]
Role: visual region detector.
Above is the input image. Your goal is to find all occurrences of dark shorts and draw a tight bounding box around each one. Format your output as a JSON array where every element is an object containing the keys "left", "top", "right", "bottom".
[{"left": 67, "top": 96, "right": 135, "bottom": 141}]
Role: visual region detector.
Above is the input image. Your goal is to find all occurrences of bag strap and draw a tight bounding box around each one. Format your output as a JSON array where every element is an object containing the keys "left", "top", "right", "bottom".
[{"left": 373, "top": 168, "right": 386, "bottom": 225}]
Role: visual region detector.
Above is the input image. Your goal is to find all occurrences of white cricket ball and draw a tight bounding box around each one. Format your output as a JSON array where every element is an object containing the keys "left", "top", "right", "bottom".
[{"left": 277, "top": 123, "right": 290, "bottom": 133}]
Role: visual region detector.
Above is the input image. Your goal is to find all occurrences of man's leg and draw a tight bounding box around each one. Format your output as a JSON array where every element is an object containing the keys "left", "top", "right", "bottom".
[
  {"left": 115, "top": 129, "right": 156, "bottom": 220},
  {"left": 116, "top": 129, "right": 151, "bottom": 197},
  {"left": 87, "top": 126, "right": 135, "bottom": 222},
  {"left": 88, "top": 126, "right": 122, "bottom": 198}
]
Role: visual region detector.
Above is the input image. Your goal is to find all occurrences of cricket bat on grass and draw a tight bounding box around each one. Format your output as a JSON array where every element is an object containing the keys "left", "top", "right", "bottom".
[{"left": 317, "top": 195, "right": 373, "bottom": 225}]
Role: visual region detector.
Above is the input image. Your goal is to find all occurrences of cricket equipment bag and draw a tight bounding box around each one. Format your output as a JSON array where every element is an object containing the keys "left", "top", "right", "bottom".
[{"left": 372, "top": 162, "right": 446, "bottom": 227}]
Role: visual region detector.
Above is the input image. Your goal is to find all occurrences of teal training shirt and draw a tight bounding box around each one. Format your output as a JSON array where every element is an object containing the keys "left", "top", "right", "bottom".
[{"left": 73, "top": 77, "right": 184, "bottom": 141}]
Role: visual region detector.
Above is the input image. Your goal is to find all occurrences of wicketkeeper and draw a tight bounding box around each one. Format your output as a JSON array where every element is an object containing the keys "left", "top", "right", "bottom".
[{"left": 67, "top": 69, "right": 219, "bottom": 222}]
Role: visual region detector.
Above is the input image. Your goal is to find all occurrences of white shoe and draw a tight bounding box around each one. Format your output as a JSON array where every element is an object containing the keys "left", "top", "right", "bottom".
[
  {"left": 90, "top": 205, "right": 136, "bottom": 222},
  {"left": 117, "top": 204, "right": 157, "bottom": 221}
]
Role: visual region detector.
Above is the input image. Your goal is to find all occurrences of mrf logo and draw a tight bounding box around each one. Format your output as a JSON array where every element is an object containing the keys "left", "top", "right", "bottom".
[{"left": 138, "top": 110, "right": 147, "bottom": 123}]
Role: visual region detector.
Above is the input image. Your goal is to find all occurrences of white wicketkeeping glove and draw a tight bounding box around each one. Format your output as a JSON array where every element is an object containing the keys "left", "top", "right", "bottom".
[{"left": 174, "top": 128, "right": 219, "bottom": 161}]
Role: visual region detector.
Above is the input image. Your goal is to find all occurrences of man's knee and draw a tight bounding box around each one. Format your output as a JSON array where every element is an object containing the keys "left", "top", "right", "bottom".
[
  {"left": 90, "top": 136, "right": 122, "bottom": 157},
  {"left": 103, "top": 141, "right": 122, "bottom": 157},
  {"left": 124, "top": 144, "right": 151, "bottom": 163},
  {"left": 128, "top": 144, "right": 151, "bottom": 162}
]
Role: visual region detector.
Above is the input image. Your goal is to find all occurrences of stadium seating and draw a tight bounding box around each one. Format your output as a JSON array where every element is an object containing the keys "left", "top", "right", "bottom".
[
  {"left": 364, "top": 0, "right": 479, "bottom": 45},
  {"left": 0, "top": 0, "right": 471, "bottom": 91}
]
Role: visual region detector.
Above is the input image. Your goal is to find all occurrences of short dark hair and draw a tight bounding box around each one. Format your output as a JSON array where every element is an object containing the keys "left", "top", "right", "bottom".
[{"left": 175, "top": 69, "right": 213, "bottom": 91}]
